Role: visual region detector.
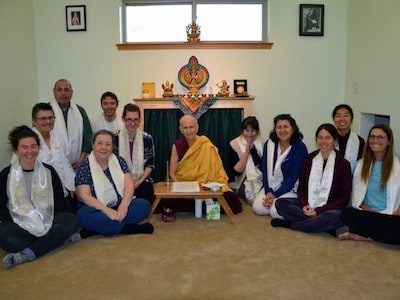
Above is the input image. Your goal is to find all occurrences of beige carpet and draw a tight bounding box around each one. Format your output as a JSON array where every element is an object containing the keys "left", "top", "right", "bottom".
[{"left": 0, "top": 202, "right": 399, "bottom": 300}]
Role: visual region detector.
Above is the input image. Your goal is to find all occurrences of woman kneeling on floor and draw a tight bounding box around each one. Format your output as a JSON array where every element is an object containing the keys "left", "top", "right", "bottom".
[
  {"left": 75, "top": 130, "right": 153, "bottom": 237},
  {"left": 272, "top": 123, "right": 352, "bottom": 236}
]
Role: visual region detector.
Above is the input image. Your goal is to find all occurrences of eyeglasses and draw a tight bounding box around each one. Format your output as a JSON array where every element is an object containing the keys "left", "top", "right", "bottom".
[
  {"left": 36, "top": 116, "right": 55, "bottom": 122},
  {"left": 368, "top": 135, "right": 387, "bottom": 141},
  {"left": 124, "top": 118, "right": 140, "bottom": 125}
]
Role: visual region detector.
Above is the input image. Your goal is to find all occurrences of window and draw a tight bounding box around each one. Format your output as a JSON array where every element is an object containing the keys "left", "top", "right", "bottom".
[{"left": 121, "top": 0, "right": 268, "bottom": 43}]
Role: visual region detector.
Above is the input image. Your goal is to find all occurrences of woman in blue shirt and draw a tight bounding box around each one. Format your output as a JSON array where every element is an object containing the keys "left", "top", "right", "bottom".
[
  {"left": 339, "top": 124, "right": 400, "bottom": 244},
  {"left": 252, "top": 114, "right": 308, "bottom": 219}
]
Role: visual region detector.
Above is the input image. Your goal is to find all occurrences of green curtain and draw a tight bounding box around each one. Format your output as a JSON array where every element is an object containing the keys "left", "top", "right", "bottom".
[{"left": 144, "top": 108, "right": 242, "bottom": 182}]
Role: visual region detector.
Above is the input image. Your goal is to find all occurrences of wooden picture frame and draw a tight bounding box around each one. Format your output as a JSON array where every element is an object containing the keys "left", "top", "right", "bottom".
[
  {"left": 299, "top": 4, "right": 324, "bottom": 36},
  {"left": 66, "top": 5, "right": 86, "bottom": 32}
]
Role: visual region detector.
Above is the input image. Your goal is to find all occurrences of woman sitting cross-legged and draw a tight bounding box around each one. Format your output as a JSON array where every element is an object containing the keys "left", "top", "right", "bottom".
[
  {"left": 252, "top": 114, "right": 308, "bottom": 218},
  {"left": 0, "top": 126, "right": 79, "bottom": 269},
  {"left": 272, "top": 123, "right": 352, "bottom": 236},
  {"left": 75, "top": 130, "right": 153, "bottom": 237},
  {"left": 339, "top": 124, "right": 400, "bottom": 244}
]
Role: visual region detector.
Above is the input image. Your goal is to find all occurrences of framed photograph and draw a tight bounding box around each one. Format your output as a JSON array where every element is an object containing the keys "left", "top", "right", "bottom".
[
  {"left": 66, "top": 5, "right": 86, "bottom": 32},
  {"left": 233, "top": 80, "right": 248, "bottom": 97},
  {"left": 299, "top": 4, "right": 324, "bottom": 36}
]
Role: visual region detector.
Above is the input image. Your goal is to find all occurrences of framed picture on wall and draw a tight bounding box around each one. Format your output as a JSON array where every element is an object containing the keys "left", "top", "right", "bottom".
[
  {"left": 299, "top": 4, "right": 324, "bottom": 36},
  {"left": 233, "top": 80, "right": 248, "bottom": 97},
  {"left": 66, "top": 5, "right": 86, "bottom": 32}
]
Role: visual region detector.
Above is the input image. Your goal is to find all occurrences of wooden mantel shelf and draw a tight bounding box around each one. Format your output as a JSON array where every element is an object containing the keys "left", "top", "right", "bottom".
[
  {"left": 117, "top": 42, "right": 272, "bottom": 50},
  {"left": 134, "top": 96, "right": 254, "bottom": 101},
  {"left": 133, "top": 97, "right": 254, "bottom": 130}
]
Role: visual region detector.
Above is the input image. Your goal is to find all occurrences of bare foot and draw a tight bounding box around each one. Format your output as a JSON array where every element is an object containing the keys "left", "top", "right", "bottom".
[
  {"left": 338, "top": 232, "right": 372, "bottom": 242},
  {"left": 338, "top": 232, "right": 352, "bottom": 240}
]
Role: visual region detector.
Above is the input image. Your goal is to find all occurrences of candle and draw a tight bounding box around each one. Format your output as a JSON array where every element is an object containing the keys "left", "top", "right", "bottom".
[{"left": 166, "top": 161, "right": 170, "bottom": 188}]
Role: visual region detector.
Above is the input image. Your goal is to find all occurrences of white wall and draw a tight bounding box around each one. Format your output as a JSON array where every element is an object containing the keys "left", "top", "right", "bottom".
[
  {"left": 346, "top": 0, "right": 400, "bottom": 153},
  {"left": 0, "top": 0, "right": 352, "bottom": 168},
  {"left": 3, "top": 0, "right": 399, "bottom": 169},
  {"left": 33, "top": 0, "right": 347, "bottom": 154},
  {"left": 0, "top": 1, "right": 38, "bottom": 168}
]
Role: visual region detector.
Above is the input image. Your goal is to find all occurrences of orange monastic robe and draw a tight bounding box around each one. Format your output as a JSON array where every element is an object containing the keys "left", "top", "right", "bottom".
[{"left": 176, "top": 136, "right": 230, "bottom": 192}]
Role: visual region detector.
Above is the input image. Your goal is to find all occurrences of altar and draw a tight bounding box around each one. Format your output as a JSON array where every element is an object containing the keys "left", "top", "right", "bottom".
[{"left": 133, "top": 97, "right": 254, "bottom": 182}]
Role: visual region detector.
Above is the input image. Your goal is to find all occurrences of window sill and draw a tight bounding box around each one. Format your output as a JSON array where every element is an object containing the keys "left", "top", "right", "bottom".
[{"left": 116, "top": 41, "right": 273, "bottom": 50}]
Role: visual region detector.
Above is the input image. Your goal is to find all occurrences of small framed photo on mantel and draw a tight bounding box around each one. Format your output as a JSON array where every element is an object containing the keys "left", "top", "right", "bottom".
[
  {"left": 66, "top": 5, "right": 87, "bottom": 32},
  {"left": 299, "top": 4, "right": 324, "bottom": 36},
  {"left": 233, "top": 80, "right": 248, "bottom": 97}
]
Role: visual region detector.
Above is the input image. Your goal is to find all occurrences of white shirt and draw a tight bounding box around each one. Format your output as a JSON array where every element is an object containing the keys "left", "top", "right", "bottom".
[{"left": 91, "top": 113, "right": 122, "bottom": 134}]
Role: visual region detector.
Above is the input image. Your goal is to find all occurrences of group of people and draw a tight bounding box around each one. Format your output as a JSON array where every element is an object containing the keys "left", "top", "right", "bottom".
[
  {"left": 0, "top": 80, "right": 156, "bottom": 269},
  {"left": 228, "top": 104, "right": 400, "bottom": 245},
  {"left": 0, "top": 78, "right": 244, "bottom": 269},
  {"left": 0, "top": 78, "right": 398, "bottom": 269}
]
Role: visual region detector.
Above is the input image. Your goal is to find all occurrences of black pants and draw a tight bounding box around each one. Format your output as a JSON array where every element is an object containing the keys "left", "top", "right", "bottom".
[
  {"left": 0, "top": 212, "right": 79, "bottom": 257},
  {"left": 134, "top": 181, "right": 155, "bottom": 204},
  {"left": 342, "top": 207, "right": 400, "bottom": 245}
]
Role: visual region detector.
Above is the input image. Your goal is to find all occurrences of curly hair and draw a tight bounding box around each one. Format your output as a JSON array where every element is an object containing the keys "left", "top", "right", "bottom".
[
  {"left": 8, "top": 125, "right": 40, "bottom": 151},
  {"left": 269, "top": 114, "right": 303, "bottom": 144}
]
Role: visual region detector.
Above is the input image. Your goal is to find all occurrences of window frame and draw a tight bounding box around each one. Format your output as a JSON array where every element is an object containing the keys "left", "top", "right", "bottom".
[{"left": 118, "top": 0, "right": 272, "bottom": 50}]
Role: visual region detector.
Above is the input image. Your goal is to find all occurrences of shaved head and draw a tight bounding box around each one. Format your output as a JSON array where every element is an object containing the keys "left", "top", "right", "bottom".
[
  {"left": 179, "top": 114, "right": 197, "bottom": 126},
  {"left": 179, "top": 114, "right": 198, "bottom": 144}
]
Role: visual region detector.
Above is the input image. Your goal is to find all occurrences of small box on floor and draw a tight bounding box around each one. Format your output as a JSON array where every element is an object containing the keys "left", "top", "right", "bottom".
[{"left": 206, "top": 201, "right": 220, "bottom": 220}]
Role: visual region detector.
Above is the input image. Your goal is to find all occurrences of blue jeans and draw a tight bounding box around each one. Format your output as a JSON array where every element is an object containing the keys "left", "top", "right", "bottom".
[
  {"left": 77, "top": 198, "right": 150, "bottom": 236},
  {"left": 275, "top": 198, "right": 342, "bottom": 233}
]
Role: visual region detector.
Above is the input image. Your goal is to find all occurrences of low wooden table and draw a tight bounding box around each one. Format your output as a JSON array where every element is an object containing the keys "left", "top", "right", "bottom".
[{"left": 149, "top": 182, "right": 237, "bottom": 224}]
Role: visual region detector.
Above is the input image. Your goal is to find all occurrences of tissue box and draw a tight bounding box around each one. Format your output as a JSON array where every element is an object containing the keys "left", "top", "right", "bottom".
[{"left": 206, "top": 201, "right": 220, "bottom": 220}]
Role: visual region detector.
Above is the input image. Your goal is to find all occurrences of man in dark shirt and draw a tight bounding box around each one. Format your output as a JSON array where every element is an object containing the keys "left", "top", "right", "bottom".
[{"left": 332, "top": 104, "right": 365, "bottom": 171}]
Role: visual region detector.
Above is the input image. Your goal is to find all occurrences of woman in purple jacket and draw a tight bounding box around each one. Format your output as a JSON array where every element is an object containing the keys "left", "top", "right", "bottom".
[{"left": 273, "top": 123, "right": 352, "bottom": 236}]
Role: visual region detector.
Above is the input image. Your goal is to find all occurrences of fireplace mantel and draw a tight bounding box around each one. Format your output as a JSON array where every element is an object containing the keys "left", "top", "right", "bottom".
[{"left": 133, "top": 96, "right": 254, "bottom": 130}]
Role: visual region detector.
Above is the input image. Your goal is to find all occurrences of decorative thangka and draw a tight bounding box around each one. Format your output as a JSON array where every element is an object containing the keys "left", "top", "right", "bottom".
[{"left": 178, "top": 56, "right": 209, "bottom": 96}]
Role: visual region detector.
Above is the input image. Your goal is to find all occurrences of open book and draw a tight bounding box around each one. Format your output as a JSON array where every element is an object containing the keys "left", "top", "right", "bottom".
[{"left": 171, "top": 181, "right": 200, "bottom": 193}]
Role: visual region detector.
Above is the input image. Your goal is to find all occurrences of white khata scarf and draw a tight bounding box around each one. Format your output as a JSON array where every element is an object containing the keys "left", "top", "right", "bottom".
[
  {"left": 118, "top": 126, "right": 144, "bottom": 180},
  {"left": 352, "top": 157, "right": 400, "bottom": 214},
  {"left": 266, "top": 140, "right": 297, "bottom": 198},
  {"left": 230, "top": 135, "right": 263, "bottom": 200},
  {"left": 51, "top": 100, "right": 83, "bottom": 163},
  {"left": 89, "top": 152, "right": 124, "bottom": 207},
  {"left": 32, "top": 127, "right": 76, "bottom": 193},
  {"left": 308, "top": 150, "right": 336, "bottom": 209},
  {"left": 335, "top": 131, "right": 359, "bottom": 172},
  {"left": 7, "top": 154, "right": 54, "bottom": 237}
]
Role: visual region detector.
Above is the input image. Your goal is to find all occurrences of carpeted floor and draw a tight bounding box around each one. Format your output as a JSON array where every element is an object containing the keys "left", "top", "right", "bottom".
[{"left": 1, "top": 201, "right": 399, "bottom": 300}]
